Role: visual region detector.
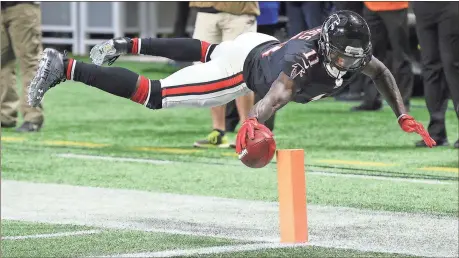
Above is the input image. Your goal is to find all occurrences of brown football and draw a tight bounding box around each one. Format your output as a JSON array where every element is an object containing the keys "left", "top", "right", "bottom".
[{"left": 239, "top": 129, "right": 276, "bottom": 168}]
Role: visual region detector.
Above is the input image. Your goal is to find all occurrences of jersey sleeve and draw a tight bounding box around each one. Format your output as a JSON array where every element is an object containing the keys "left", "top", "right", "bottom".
[{"left": 282, "top": 50, "right": 319, "bottom": 85}]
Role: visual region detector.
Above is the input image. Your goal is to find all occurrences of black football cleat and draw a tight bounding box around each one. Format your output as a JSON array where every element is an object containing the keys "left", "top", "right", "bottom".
[
  {"left": 28, "top": 48, "right": 66, "bottom": 108},
  {"left": 15, "top": 121, "right": 42, "bottom": 133},
  {"left": 1, "top": 122, "right": 16, "bottom": 128}
]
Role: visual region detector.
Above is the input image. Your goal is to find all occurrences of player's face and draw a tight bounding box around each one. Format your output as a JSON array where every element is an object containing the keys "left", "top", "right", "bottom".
[{"left": 329, "top": 50, "right": 364, "bottom": 71}]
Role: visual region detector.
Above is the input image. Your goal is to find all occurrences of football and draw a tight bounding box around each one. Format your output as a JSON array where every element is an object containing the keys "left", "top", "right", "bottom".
[{"left": 239, "top": 129, "right": 276, "bottom": 168}]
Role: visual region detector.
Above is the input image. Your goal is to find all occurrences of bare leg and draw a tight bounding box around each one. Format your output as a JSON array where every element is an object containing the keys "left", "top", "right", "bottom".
[{"left": 211, "top": 105, "right": 226, "bottom": 131}]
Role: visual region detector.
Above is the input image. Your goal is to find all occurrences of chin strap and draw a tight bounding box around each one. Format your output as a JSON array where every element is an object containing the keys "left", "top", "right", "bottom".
[{"left": 325, "top": 63, "right": 347, "bottom": 79}]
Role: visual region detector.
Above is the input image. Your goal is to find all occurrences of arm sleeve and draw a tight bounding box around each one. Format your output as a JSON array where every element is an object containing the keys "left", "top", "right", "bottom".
[{"left": 132, "top": 38, "right": 217, "bottom": 63}]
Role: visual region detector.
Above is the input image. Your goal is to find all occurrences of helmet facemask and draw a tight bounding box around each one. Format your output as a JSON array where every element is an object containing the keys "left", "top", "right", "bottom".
[{"left": 328, "top": 44, "right": 369, "bottom": 71}]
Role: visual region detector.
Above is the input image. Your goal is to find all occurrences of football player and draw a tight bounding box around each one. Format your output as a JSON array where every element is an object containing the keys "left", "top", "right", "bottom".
[{"left": 28, "top": 10, "right": 436, "bottom": 158}]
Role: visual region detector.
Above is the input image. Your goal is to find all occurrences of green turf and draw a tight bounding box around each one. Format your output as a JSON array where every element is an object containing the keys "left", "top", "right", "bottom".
[
  {"left": 205, "top": 246, "right": 417, "bottom": 258},
  {"left": 1, "top": 220, "right": 238, "bottom": 258},
  {"left": 1, "top": 220, "right": 93, "bottom": 237},
  {"left": 2, "top": 144, "right": 458, "bottom": 216},
  {"left": 2, "top": 59, "right": 458, "bottom": 258},
  {"left": 1, "top": 221, "right": 418, "bottom": 258},
  {"left": 2, "top": 60, "right": 458, "bottom": 216}
]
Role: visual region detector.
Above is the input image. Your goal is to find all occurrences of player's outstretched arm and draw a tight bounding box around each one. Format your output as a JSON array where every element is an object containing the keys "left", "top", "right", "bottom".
[
  {"left": 361, "top": 57, "right": 406, "bottom": 117},
  {"left": 90, "top": 37, "right": 215, "bottom": 66},
  {"left": 361, "top": 56, "right": 436, "bottom": 147},
  {"left": 235, "top": 72, "right": 295, "bottom": 154},
  {"left": 248, "top": 72, "right": 295, "bottom": 123}
]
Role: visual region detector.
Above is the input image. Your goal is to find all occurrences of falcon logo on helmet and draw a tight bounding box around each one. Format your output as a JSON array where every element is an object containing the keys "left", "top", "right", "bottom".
[{"left": 319, "top": 10, "right": 372, "bottom": 78}]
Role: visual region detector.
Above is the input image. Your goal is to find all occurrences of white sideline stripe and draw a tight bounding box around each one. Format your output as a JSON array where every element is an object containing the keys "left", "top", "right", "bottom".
[
  {"left": 104, "top": 243, "right": 308, "bottom": 258},
  {"left": 55, "top": 153, "right": 172, "bottom": 165},
  {"left": 54, "top": 153, "right": 454, "bottom": 185},
  {"left": 1, "top": 230, "right": 102, "bottom": 240},
  {"left": 121, "top": 227, "right": 277, "bottom": 243},
  {"left": 3, "top": 180, "right": 457, "bottom": 257}
]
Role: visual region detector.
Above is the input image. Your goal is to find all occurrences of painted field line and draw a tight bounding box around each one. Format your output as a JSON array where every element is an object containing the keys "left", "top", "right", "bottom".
[
  {"left": 419, "top": 167, "right": 458, "bottom": 173},
  {"left": 42, "top": 140, "right": 109, "bottom": 148},
  {"left": 312, "top": 171, "right": 456, "bottom": 185},
  {"left": 104, "top": 243, "right": 308, "bottom": 258},
  {"left": 130, "top": 146, "right": 200, "bottom": 154},
  {"left": 1, "top": 136, "right": 26, "bottom": 142},
  {"left": 5, "top": 138, "right": 457, "bottom": 174},
  {"left": 54, "top": 153, "right": 455, "bottom": 185},
  {"left": 222, "top": 152, "right": 238, "bottom": 157},
  {"left": 316, "top": 159, "right": 396, "bottom": 167},
  {"left": 1, "top": 230, "right": 102, "bottom": 240},
  {"left": 56, "top": 153, "right": 172, "bottom": 165}
]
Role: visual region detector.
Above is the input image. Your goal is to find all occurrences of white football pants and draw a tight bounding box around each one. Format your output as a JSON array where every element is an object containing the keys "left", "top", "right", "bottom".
[{"left": 157, "top": 32, "right": 278, "bottom": 108}]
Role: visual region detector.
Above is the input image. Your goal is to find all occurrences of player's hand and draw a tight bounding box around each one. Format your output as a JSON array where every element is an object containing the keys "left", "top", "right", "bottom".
[
  {"left": 398, "top": 114, "right": 436, "bottom": 148},
  {"left": 235, "top": 118, "right": 273, "bottom": 154},
  {"left": 90, "top": 37, "right": 131, "bottom": 66}
]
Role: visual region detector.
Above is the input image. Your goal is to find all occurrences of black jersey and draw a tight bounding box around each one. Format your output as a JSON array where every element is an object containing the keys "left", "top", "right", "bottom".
[{"left": 243, "top": 28, "right": 359, "bottom": 104}]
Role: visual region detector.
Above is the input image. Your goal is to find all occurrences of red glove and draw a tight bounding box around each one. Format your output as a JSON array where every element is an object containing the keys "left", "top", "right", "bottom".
[
  {"left": 236, "top": 118, "right": 273, "bottom": 154},
  {"left": 398, "top": 114, "right": 436, "bottom": 148}
]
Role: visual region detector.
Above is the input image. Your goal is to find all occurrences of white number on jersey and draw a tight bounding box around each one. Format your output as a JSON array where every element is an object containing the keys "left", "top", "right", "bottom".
[{"left": 261, "top": 27, "right": 322, "bottom": 57}]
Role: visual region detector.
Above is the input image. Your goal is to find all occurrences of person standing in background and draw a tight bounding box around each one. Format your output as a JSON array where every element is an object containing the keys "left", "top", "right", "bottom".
[
  {"left": 332, "top": 1, "right": 363, "bottom": 15},
  {"left": 1, "top": 1, "right": 44, "bottom": 132},
  {"left": 190, "top": 2, "right": 259, "bottom": 148},
  {"left": 169, "top": 1, "right": 192, "bottom": 69},
  {"left": 172, "top": 2, "right": 191, "bottom": 38},
  {"left": 255, "top": 1, "right": 280, "bottom": 36},
  {"left": 225, "top": 1, "right": 280, "bottom": 133},
  {"left": 352, "top": 1, "right": 414, "bottom": 112},
  {"left": 412, "top": 2, "right": 459, "bottom": 148},
  {"left": 285, "top": 1, "right": 324, "bottom": 37}
]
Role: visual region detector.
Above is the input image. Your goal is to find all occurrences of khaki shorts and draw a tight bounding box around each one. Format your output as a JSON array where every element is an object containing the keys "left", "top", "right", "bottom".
[{"left": 192, "top": 12, "right": 257, "bottom": 43}]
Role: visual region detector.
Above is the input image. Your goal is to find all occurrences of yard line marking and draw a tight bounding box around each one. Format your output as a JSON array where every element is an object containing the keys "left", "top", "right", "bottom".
[
  {"left": 316, "top": 159, "right": 396, "bottom": 167},
  {"left": 53, "top": 153, "right": 455, "bottom": 185},
  {"left": 103, "top": 243, "right": 309, "bottom": 258},
  {"left": 1, "top": 230, "right": 102, "bottom": 240},
  {"left": 311, "top": 171, "right": 457, "bottom": 185},
  {"left": 0, "top": 219, "right": 277, "bottom": 243},
  {"left": 419, "top": 167, "right": 458, "bottom": 173},
  {"left": 55, "top": 153, "right": 172, "bottom": 165},
  {"left": 4, "top": 180, "right": 458, "bottom": 257},
  {"left": 42, "top": 140, "right": 109, "bottom": 148},
  {"left": 131, "top": 228, "right": 277, "bottom": 243},
  {"left": 4, "top": 138, "right": 458, "bottom": 174},
  {"left": 1, "top": 136, "right": 26, "bottom": 142},
  {"left": 130, "top": 146, "right": 200, "bottom": 154},
  {"left": 222, "top": 152, "right": 238, "bottom": 157}
]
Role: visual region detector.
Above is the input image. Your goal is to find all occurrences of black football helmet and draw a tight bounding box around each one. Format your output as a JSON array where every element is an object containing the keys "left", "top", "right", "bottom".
[{"left": 319, "top": 10, "right": 372, "bottom": 73}]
